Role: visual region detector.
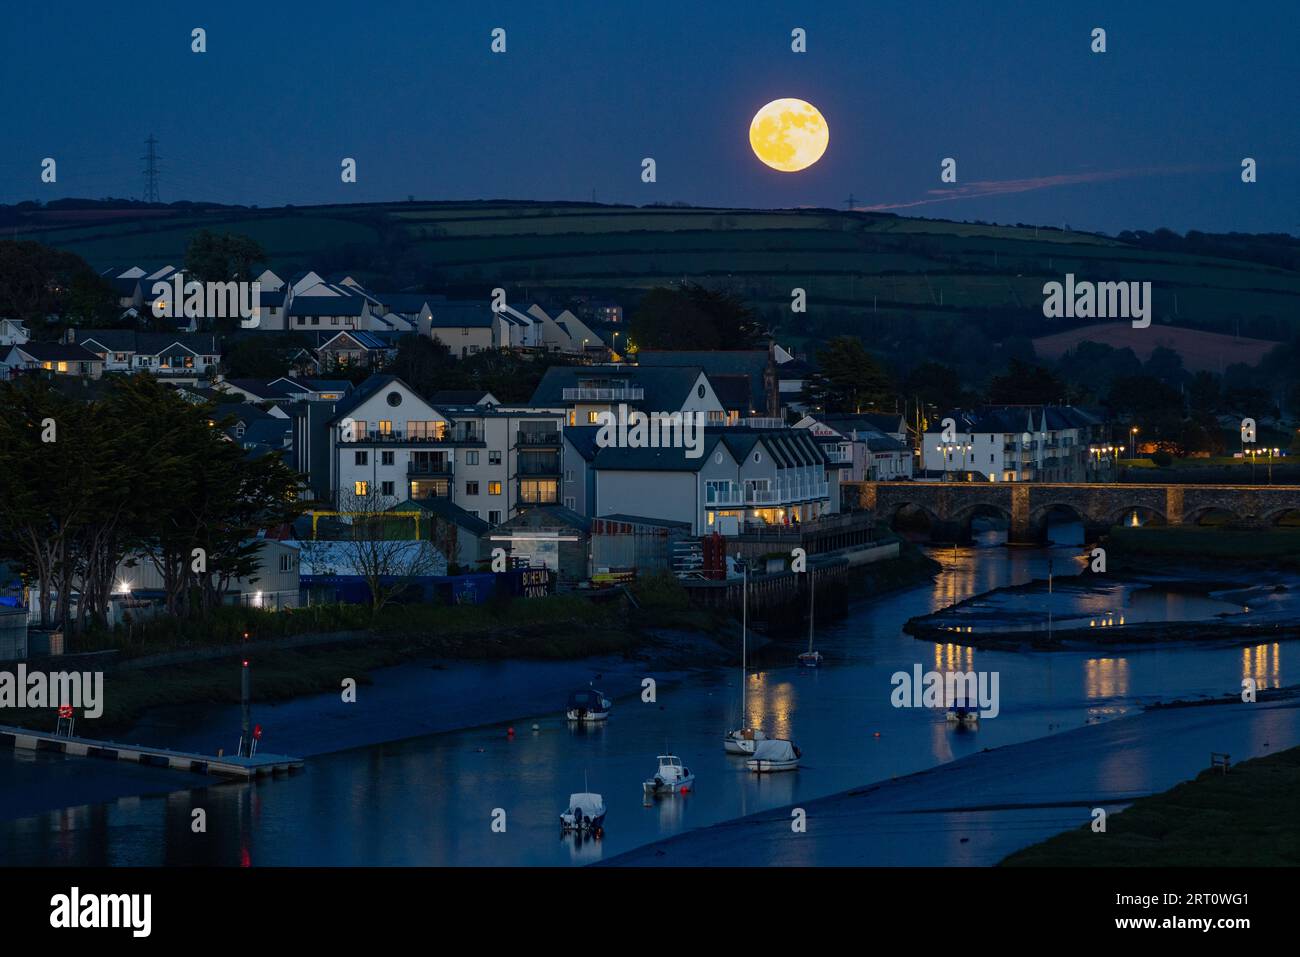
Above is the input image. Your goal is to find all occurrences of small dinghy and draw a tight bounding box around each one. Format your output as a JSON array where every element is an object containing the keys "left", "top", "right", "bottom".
[
  {"left": 745, "top": 738, "right": 801, "bottom": 773},
  {"left": 642, "top": 754, "right": 695, "bottom": 797},
  {"left": 560, "top": 792, "right": 606, "bottom": 835},
  {"left": 566, "top": 687, "right": 612, "bottom": 722}
]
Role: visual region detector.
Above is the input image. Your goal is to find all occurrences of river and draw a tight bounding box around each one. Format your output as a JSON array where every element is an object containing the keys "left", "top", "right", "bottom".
[{"left": 0, "top": 523, "right": 1290, "bottom": 866}]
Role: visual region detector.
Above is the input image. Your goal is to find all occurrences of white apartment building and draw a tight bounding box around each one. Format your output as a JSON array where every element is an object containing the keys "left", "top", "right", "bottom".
[
  {"left": 921, "top": 406, "right": 1106, "bottom": 482},
  {"left": 326, "top": 376, "right": 564, "bottom": 525}
]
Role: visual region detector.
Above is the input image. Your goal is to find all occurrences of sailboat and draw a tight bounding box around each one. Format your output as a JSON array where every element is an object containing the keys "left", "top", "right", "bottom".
[
  {"left": 797, "top": 571, "right": 823, "bottom": 667},
  {"left": 724, "top": 557, "right": 768, "bottom": 754}
]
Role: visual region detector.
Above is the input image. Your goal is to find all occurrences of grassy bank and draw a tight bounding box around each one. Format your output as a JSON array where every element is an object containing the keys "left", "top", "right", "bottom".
[
  {"left": 8, "top": 577, "right": 729, "bottom": 732},
  {"left": 1001, "top": 744, "right": 1300, "bottom": 866},
  {"left": 1106, "top": 525, "right": 1300, "bottom": 566}
]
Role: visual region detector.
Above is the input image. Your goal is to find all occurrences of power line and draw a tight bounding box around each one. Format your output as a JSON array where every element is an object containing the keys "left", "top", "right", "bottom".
[{"left": 141, "top": 134, "right": 161, "bottom": 203}]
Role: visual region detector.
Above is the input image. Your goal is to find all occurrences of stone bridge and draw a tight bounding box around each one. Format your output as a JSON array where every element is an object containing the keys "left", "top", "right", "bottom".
[{"left": 846, "top": 481, "right": 1300, "bottom": 543}]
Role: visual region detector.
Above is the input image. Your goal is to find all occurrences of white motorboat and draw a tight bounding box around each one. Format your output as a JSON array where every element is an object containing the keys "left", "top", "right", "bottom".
[
  {"left": 559, "top": 792, "right": 606, "bottom": 834},
  {"left": 642, "top": 754, "right": 695, "bottom": 797},
  {"left": 946, "top": 699, "right": 980, "bottom": 727},
  {"left": 566, "top": 687, "right": 612, "bottom": 722},
  {"left": 724, "top": 557, "right": 769, "bottom": 753},
  {"left": 746, "top": 738, "right": 801, "bottom": 773}
]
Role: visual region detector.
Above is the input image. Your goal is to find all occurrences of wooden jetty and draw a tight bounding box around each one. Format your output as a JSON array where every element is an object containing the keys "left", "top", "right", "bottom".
[{"left": 0, "top": 724, "right": 303, "bottom": 779}]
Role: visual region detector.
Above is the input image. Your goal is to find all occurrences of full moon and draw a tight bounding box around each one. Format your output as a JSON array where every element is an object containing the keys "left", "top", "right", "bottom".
[{"left": 749, "top": 98, "right": 829, "bottom": 172}]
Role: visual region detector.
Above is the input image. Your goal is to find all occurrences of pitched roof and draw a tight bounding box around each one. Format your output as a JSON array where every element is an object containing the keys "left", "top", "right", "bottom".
[
  {"left": 527, "top": 364, "right": 708, "bottom": 410},
  {"left": 424, "top": 301, "right": 495, "bottom": 329},
  {"left": 5, "top": 342, "right": 101, "bottom": 363},
  {"left": 79, "top": 330, "right": 221, "bottom": 356},
  {"left": 636, "top": 350, "right": 770, "bottom": 411},
  {"left": 396, "top": 496, "right": 492, "bottom": 536},
  {"left": 428, "top": 389, "right": 495, "bottom": 406}
]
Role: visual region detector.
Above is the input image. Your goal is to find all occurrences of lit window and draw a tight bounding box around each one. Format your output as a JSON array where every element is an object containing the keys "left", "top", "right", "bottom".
[
  {"left": 354, "top": 481, "right": 369, "bottom": 495},
  {"left": 587, "top": 411, "right": 600, "bottom": 424},
  {"left": 488, "top": 481, "right": 502, "bottom": 495}
]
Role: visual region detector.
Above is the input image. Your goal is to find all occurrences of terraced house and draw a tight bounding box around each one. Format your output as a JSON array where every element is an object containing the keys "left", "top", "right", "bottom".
[{"left": 566, "top": 426, "right": 835, "bottom": 535}]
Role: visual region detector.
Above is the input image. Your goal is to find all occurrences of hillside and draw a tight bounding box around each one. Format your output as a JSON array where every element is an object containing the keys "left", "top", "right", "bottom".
[
  {"left": 10, "top": 200, "right": 1300, "bottom": 365},
  {"left": 1032, "top": 323, "right": 1283, "bottom": 374}
]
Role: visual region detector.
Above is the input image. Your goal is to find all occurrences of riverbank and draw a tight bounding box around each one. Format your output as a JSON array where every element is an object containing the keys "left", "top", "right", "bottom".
[
  {"left": 1106, "top": 525, "right": 1300, "bottom": 569},
  {"left": 7, "top": 546, "right": 940, "bottom": 735},
  {"left": 600, "top": 695, "right": 1300, "bottom": 866},
  {"left": 1002, "top": 742, "right": 1300, "bottom": 866},
  {"left": 5, "top": 582, "right": 733, "bottom": 733},
  {"left": 903, "top": 559, "right": 1300, "bottom": 650}
]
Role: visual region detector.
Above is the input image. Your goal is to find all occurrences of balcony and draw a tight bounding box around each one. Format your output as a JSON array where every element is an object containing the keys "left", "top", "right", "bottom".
[
  {"left": 516, "top": 431, "right": 561, "bottom": 447},
  {"left": 407, "top": 461, "right": 453, "bottom": 477},
  {"left": 705, "top": 488, "right": 743, "bottom": 506},
  {"left": 516, "top": 460, "right": 562, "bottom": 476},
  {"left": 561, "top": 386, "right": 644, "bottom": 401}
]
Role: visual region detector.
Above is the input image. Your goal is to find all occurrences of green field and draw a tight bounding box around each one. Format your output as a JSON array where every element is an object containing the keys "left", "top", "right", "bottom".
[
  {"left": 15, "top": 200, "right": 1300, "bottom": 344},
  {"left": 1002, "top": 743, "right": 1300, "bottom": 866}
]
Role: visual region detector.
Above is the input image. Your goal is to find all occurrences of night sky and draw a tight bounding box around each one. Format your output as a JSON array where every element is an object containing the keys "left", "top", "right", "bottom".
[{"left": 3, "top": 0, "right": 1297, "bottom": 234}]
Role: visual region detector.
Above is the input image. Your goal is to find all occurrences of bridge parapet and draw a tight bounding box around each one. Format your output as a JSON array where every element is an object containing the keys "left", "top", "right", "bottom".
[{"left": 846, "top": 481, "right": 1300, "bottom": 541}]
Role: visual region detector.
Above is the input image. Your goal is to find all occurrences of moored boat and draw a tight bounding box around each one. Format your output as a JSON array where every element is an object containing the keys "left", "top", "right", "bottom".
[
  {"left": 560, "top": 792, "right": 606, "bottom": 834},
  {"left": 566, "top": 687, "right": 612, "bottom": 722},
  {"left": 946, "top": 699, "right": 980, "bottom": 727},
  {"left": 642, "top": 754, "right": 695, "bottom": 796},
  {"left": 745, "top": 738, "right": 801, "bottom": 773},
  {"left": 724, "top": 557, "right": 770, "bottom": 753}
]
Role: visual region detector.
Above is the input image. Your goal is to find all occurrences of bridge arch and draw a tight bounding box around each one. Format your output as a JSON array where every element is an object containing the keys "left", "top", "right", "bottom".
[
  {"left": 1104, "top": 504, "right": 1167, "bottom": 528},
  {"left": 1185, "top": 505, "right": 1245, "bottom": 527},
  {"left": 1260, "top": 506, "right": 1300, "bottom": 527},
  {"left": 952, "top": 502, "right": 1012, "bottom": 544}
]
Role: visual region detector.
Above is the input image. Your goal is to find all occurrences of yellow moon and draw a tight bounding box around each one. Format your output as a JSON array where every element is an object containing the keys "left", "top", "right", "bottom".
[{"left": 749, "top": 98, "right": 829, "bottom": 172}]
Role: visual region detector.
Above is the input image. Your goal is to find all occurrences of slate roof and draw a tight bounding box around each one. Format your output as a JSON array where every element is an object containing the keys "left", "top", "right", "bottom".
[
  {"left": 79, "top": 330, "right": 221, "bottom": 356},
  {"left": 636, "top": 350, "right": 771, "bottom": 412},
  {"left": 937, "top": 405, "right": 1102, "bottom": 435},
  {"left": 428, "top": 390, "right": 495, "bottom": 406},
  {"left": 289, "top": 293, "right": 368, "bottom": 317},
  {"left": 3, "top": 342, "right": 101, "bottom": 363},
  {"left": 528, "top": 364, "right": 707, "bottom": 411},
  {"left": 424, "top": 301, "right": 495, "bottom": 328},
  {"left": 397, "top": 497, "right": 492, "bottom": 536}
]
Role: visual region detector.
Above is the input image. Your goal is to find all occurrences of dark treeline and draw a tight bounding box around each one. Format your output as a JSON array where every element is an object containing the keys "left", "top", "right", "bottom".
[{"left": 0, "top": 375, "right": 301, "bottom": 636}]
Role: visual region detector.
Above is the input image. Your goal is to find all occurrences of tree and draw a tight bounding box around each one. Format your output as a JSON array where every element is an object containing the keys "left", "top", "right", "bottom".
[
  {"left": 316, "top": 491, "right": 441, "bottom": 612},
  {"left": 0, "top": 240, "right": 116, "bottom": 326},
  {"left": 185, "top": 229, "right": 266, "bottom": 282},
  {"left": 1144, "top": 346, "right": 1186, "bottom": 389},
  {"left": 629, "top": 287, "right": 720, "bottom": 351},
  {"left": 986, "top": 358, "right": 1066, "bottom": 405},
  {"left": 681, "top": 283, "right": 764, "bottom": 349},
  {"left": 1188, "top": 370, "right": 1220, "bottom": 416},
  {"left": 804, "top": 337, "right": 894, "bottom": 412},
  {"left": 0, "top": 375, "right": 302, "bottom": 636},
  {"left": 386, "top": 335, "right": 458, "bottom": 396}
]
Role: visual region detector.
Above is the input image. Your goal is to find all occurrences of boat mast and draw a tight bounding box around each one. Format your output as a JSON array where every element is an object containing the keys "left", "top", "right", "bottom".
[
  {"left": 808, "top": 571, "right": 815, "bottom": 653},
  {"left": 741, "top": 557, "right": 748, "bottom": 728}
]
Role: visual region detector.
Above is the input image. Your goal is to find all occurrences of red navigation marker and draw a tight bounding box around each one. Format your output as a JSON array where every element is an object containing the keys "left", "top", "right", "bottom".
[
  {"left": 253, "top": 724, "right": 263, "bottom": 740},
  {"left": 58, "top": 705, "right": 73, "bottom": 719}
]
